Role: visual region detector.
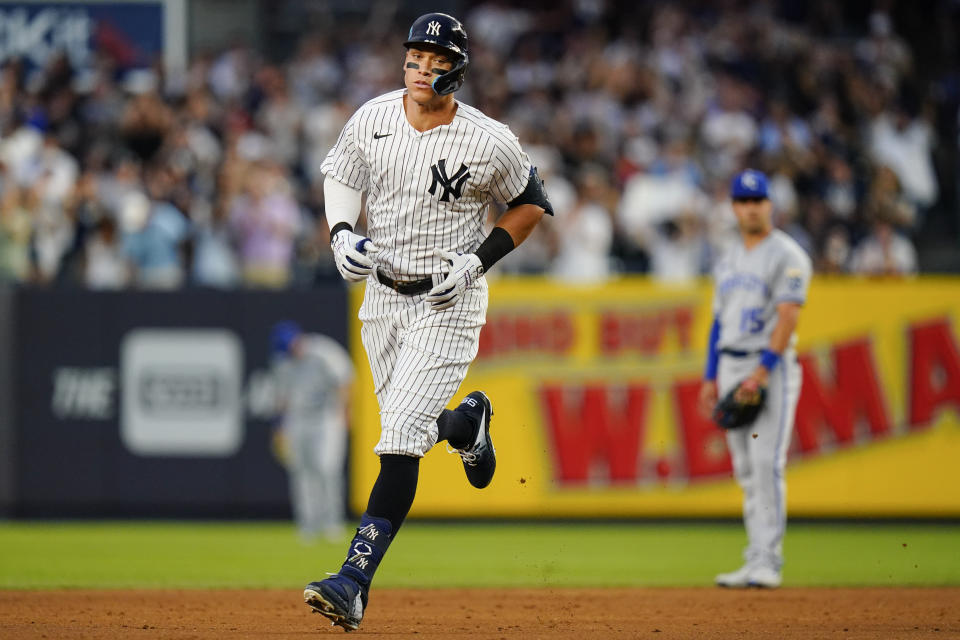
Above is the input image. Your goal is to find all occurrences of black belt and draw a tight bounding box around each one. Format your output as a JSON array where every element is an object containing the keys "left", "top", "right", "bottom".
[
  {"left": 720, "top": 348, "right": 760, "bottom": 358},
  {"left": 376, "top": 269, "right": 433, "bottom": 295}
]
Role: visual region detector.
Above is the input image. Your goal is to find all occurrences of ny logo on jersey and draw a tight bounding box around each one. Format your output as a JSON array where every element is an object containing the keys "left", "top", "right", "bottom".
[
  {"left": 426, "top": 20, "right": 441, "bottom": 36},
  {"left": 429, "top": 159, "right": 471, "bottom": 202}
]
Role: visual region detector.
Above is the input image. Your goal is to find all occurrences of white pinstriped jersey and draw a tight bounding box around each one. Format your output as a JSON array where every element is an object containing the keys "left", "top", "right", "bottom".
[
  {"left": 320, "top": 89, "right": 532, "bottom": 279},
  {"left": 712, "top": 229, "right": 812, "bottom": 352}
]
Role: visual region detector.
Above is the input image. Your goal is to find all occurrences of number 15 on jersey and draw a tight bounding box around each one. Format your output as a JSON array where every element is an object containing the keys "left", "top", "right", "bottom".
[{"left": 740, "top": 307, "right": 765, "bottom": 334}]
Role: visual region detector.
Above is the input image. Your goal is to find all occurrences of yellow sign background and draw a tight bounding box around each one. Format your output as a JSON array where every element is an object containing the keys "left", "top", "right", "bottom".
[{"left": 348, "top": 277, "right": 960, "bottom": 518}]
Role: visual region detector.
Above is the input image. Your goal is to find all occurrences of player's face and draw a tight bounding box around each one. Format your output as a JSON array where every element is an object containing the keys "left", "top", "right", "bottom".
[
  {"left": 731, "top": 197, "right": 773, "bottom": 235},
  {"left": 404, "top": 45, "right": 455, "bottom": 103}
]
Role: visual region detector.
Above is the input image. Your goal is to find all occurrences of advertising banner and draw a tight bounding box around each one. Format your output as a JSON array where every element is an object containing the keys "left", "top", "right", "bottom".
[
  {"left": 0, "top": 1, "right": 185, "bottom": 71},
  {"left": 13, "top": 287, "right": 347, "bottom": 517},
  {"left": 349, "top": 277, "right": 960, "bottom": 518}
]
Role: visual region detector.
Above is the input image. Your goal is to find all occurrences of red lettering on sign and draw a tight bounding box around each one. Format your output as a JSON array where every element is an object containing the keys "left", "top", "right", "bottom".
[
  {"left": 540, "top": 384, "right": 649, "bottom": 483},
  {"left": 908, "top": 318, "right": 960, "bottom": 428},
  {"left": 673, "top": 379, "right": 732, "bottom": 479},
  {"left": 794, "top": 339, "right": 890, "bottom": 453},
  {"left": 674, "top": 306, "right": 693, "bottom": 350},
  {"left": 599, "top": 306, "right": 695, "bottom": 356},
  {"left": 478, "top": 311, "right": 574, "bottom": 359}
]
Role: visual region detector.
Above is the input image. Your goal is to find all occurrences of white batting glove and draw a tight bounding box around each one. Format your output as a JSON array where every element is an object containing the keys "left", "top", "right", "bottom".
[
  {"left": 331, "top": 229, "right": 379, "bottom": 282},
  {"left": 426, "top": 248, "right": 484, "bottom": 310}
]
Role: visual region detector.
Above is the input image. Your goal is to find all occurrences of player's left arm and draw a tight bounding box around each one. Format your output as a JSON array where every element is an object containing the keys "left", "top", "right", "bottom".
[
  {"left": 740, "top": 301, "right": 801, "bottom": 397},
  {"left": 428, "top": 164, "right": 552, "bottom": 309},
  {"left": 478, "top": 163, "right": 553, "bottom": 258},
  {"left": 744, "top": 244, "right": 811, "bottom": 391},
  {"left": 747, "top": 300, "right": 802, "bottom": 379}
]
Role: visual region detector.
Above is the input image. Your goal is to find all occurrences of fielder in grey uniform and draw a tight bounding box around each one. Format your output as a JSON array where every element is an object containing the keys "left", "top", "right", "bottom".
[
  {"left": 303, "top": 12, "right": 552, "bottom": 631},
  {"left": 270, "top": 321, "right": 353, "bottom": 543},
  {"left": 698, "top": 169, "right": 812, "bottom": 589}
]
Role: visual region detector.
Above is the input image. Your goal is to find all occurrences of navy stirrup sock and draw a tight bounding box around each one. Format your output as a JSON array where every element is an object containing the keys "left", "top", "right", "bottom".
[{"left": 339, "top": 513, "right": 393, "bottom": 589}]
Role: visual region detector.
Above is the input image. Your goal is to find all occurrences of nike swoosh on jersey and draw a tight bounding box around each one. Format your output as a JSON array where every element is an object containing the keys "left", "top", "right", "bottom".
[{"left": 373, "top": 132, "right": 392, "bottom": 139}]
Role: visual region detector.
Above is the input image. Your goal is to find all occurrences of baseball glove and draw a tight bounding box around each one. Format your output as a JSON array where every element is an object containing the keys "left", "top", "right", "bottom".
[{"left": 713, "top": 379, "right": 767, "bottom": 430}]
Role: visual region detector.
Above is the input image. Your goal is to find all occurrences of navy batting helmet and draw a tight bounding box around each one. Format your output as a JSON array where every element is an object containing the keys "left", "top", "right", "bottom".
[{"left": 404, "top": 12, "right": 469, "bottom": 95}]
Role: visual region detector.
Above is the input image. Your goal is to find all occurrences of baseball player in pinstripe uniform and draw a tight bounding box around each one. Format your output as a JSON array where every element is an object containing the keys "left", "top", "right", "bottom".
[
  {"left": 699, "top": 169, "right": 812, "bottom": 589},
  {"left": 304, "top": 12, "right": 552, "bottom": 630}
]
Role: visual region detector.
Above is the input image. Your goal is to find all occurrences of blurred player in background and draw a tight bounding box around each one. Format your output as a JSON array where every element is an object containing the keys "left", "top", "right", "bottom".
[
  {"left": 270, "top": 321, "right": 354, "bottom": 543},
  {"left": 698, "top": 170, "right": 812, "bottom": 588},
  {"left": 302, "top": 11, "right": 552, "bottom": 631}
]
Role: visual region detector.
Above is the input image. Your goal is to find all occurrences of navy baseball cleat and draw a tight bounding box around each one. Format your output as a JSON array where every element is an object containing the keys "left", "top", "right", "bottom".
[
  {"left": 451, "top": 391, "right": 495, "bottom": 488},
  {"left": 304, "top": 574, "right": 367, "bottom": 632}
]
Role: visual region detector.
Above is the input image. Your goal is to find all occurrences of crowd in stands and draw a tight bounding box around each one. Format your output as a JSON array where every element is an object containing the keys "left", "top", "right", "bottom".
[{"left": 0, "top": 1, "right": 951, "bottom": 290}]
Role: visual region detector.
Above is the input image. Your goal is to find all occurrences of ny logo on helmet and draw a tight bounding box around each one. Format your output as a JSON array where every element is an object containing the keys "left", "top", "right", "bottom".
[
  {"left": 742, "top": 172, "right": 758, "bottom": 189},
  {"left": 426, "top": 20, "right": 441, "bottom": 36},
  {"left": 429, "top": 159, "right": 471, "bottom": 202}
]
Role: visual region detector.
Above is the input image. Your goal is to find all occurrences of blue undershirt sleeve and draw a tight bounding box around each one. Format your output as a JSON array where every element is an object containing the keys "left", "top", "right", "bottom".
[{"left": 704, "top": 316, "right": 720, "bottom": 381}]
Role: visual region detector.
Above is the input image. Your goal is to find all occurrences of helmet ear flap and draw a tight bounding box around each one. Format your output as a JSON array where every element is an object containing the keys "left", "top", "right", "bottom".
[{"left": 431, "top": 57, "right": 468, "bottom": 95}]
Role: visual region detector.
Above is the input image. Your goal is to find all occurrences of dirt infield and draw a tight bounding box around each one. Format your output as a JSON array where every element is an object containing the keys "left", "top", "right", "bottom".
[{"left": 1, "top": 587, "right": 957, "bottom": 639}]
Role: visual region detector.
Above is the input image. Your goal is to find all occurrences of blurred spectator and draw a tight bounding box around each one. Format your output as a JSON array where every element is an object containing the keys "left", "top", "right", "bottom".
[
  {"left": 849, "top": 216, "right": 918, "bottom": 276},
  {"left": 120, "top": 167, "right": 190, "bottom": 289},
  {"left": 855, "top": 10, "right": 912, "bottom": 91},
  {"left": 191, "top": 200, "right": 241, "bottom": 289},
  {"left": 700, "top": 74, "right": 758, "bottom": 179},
  {"left": 83, "top": 216, "right": 129, "bottom": 289},
  {"left": 864, "top": 165, "right": 917, "bottom": 231},
  {"left": 550, "top": 164, "right": 614, "bottom": 284},
  {"left": 818, "top": 225, "right": 853, "bottom": 274},
  {"left": 228, "top": 162, "right": 300, "bottom": 288},
  {"left": 302, "top": 96, "right": 351, "bottom": 187},
  {"left": 256, "top": 65, "right": 303, "bottom": 168},
  {"left": 0, "top": 183, "right": 32, "bottom": 283},
  {"left": 119, "top": 70, "right": 174, "bottom": 162},
  {"left": 0, "top": 2, "right": 955, "bottom": 288},
  {"left": 868, "top": 103, "right": 938, "bottom": 216},
  {"left": 820, "top": 156, "right": 858, "bottom": 222},
  {"left": 644, "top": 209, "right": 709, "bottom": 284},
  {"left": 617, "top": 135, "right": 707, "bottom": 271}
]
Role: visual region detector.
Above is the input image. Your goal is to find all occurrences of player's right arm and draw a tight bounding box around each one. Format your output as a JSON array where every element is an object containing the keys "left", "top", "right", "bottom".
[
  {"left": 325, "top": 178, "right": 379, "bottom": 282},
  {"left": 698, "top": 315, "right": 721, "bottom": 417},
  {"left": 321, "top": 113, "right": 378, "bottom": 282}
]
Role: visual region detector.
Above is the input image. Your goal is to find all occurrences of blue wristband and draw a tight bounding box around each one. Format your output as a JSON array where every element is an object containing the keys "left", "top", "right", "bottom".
[{"left": 760, "top": 349, "right": 781, "bottom": 371}]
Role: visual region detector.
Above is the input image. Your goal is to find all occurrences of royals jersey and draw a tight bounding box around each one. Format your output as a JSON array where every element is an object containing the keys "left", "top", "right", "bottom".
[
  {"left": 320, "top": 89, "right": 532, "bottom": 279},
  {"left": 712, "top": 229, "right": 812, "bottom": 352},
  {"left": 273, "top": 334, "right": 353, "bottom": 430}
]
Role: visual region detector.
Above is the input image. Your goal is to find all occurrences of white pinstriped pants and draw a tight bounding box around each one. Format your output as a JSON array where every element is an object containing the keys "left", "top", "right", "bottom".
[
  {"left": 359, "top": 276, "right": 488, "bottom": 457},
  {"left": 718, "top": 350, "right": 802, "bottom": 570}
]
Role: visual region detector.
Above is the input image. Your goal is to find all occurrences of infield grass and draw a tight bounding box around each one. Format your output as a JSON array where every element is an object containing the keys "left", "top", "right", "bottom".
[{"left": 0, "top": 521, "right": 957, "bottom": 589}]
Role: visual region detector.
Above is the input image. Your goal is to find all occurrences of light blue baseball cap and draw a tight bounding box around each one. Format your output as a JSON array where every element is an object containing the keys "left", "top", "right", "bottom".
[{"left": 730, "top": 169, "right": 769, "bottom": 199}]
